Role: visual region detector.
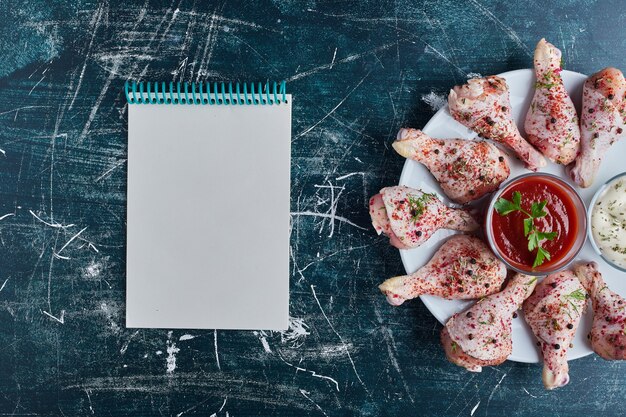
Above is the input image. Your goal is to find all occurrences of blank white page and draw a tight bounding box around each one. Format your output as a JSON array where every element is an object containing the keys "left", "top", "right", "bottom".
[{"left": 126, "top": 97, "right": 291, "bottom": 330}]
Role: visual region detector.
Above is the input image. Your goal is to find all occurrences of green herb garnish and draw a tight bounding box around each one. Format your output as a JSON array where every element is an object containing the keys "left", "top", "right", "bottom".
[
  {"left": 494, "top": 191, "right": 558, "bottom": 268},
  {"left": 564, "top": 289, "right": 586, "bottom": 301},
  {"left": 407, "top": 192, "right": 436, "bottom": 222}
]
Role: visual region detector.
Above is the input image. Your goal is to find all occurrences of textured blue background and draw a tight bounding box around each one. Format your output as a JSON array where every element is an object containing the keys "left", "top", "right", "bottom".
[{"left": 1, "top": 1, "right": 625, "bottom": 416}]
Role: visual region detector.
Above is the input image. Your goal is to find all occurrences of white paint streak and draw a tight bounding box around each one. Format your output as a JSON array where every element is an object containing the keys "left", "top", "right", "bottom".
[
  {"left": 311, "top": 285, "right": 368, "bottom": 392},
  {"left": 467, "top": 0, "right": 532, "bottom": 57},
  {"left": 254, "top": 331, "right": 272, "bottom": 353},
  {"left": 300, "top": 390, "right": 328, "bottom": 417},
  {"left": 95, "top": 159, "right": 126, "bottom": 182},
  {"left": 421, "top": 91, "right": 447, "bottom": 112},
  {"left": 295, "top": 71, "right": 370, "bottom": 138},
  {"left": 290, "top": 211, "right": 365, "bottom": 231},
  {"left": 179, "top": 334, "right": 196, "bottom": 341},
  {"left": 522, "top": 387, "right": 538, "bottom": 398},
  {"left": 70, "top": 4, "right": 105, "bottom": 110},
  {"left": 53, "top": 227, "right": 87, "bottom": 259},
  {"left": 214, "top": 329, "right": 221, "bottom": 370},
  {"left": 120, "top": 330, "right": 140, "bottom": 355},
  {"left": 166, "top": 331, "right": 180, "bottom": 374},
  {"left": 470, "top": 401, "right": 480, "bottom": 416},
  {"left": 279, "top": 317, "right": 310, "bottom": 347},
  {"left": 0, "top": 213, "right": 14, "bottom": 221},
  {"left": 329, "top": 47, "right": 337, "bottom": 69},
  {"left": 29, "top": 210, "right": 75, "bottom": 229},
  {"left": 42, "top": 309, "right": 65, "bottom": 324},
  {"left": 287, "top": 42, "right": 395, "bottom": 82},
  {"left": 0, "top": 279, "right": 8, "bottom": 293},
  {"left": 277, "top": 353, "right": 340, "bottom": 392},
  {"left": 335, "top": 172, "right": 365, "bottom": 181}
]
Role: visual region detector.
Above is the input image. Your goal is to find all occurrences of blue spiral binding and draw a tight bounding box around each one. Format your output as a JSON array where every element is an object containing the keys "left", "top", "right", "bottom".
[{"left": 125, "top": 81, "right": 287, "bottom": 106}]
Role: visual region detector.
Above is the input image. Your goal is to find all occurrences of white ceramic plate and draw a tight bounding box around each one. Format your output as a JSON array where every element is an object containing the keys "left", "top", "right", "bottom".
[{"left": 398, "top": 69, "right": 626, "bottom": 363}]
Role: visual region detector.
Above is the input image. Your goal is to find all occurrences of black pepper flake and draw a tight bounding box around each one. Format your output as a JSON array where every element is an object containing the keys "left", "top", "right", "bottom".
[
  {"left": 553, "top": 344, "right": 560, "bottom": 350},
  {"left": 498, "top": 156, "right": 504, "bottom": 162},
  {"left": 501, "top": 106, "right": 507, "bottom": 112},
  {"left": 468, "top": 334, "right": 473, "bottom": 340},
  {"left": 466, "top": 270, "right": 473, "bottom": 276},
  {"left": 617, "top": 128, "right": 623, "bottom": 134},
  {"left": 619, "top": 300, "right": 623, "bottom": 305},
  {"left": 434, "top": 149, "right": 440, "bottom": 154},
  {"left": 484, "top": 283, "right": 490, "bottom": 288},
  {"left": 587, "top": 333, "right": 591, "bottom": 339},
  {"left": 485, "top": 117, "right": 495, "bottom": 126},
  {"left": 470, "top": 258, "right": 477, "bottom": 265},
  {"left": 512, "top": 312, "right": 518, "bottom": 319},
  {"left": 541, "top": 306, "right": 547, "bottom": 313},
  {"left": 492, "top": 339, "right": 497, "bottom": 344},
  {"left": 466, "top": 312, "right": 473, "bottom": 318},
  {"left": 450, "top": 148, "right": 457, "bottom": 154},
  {"left": 469, "top": 190, "right": 476, "bottom": 196},
  {"left": 586, "top": 293, "right": 591, "bottom": 299},
  {"left": 588, "top": 108, "right": 595, "bottom": 113},
  {"left": 416, "top": 230, "right": 422, "bottom": 237},
  {"left": 594, "top": 132, "right": 599, "bottom": 139},
  {"left": 620, "top": 346, "right": 625, "bottom": 351},
  {"left": 536, "top": 341, "right": 541, "bottom": 347},
  {"left": 608, "top": 94, "right": 614, "bottom": 100},
  {"left": 606, "top": 316, "right": 612, "bottom": 323},
  {"left": 479, "top": 175, "right": 485, "bottom": 181},
  {"left": 550, "top": 117, "right": 557, "bottom": 123},
  {"left": 550, "top": 282, "right": 557, "bottom": 289},
  {"left": 566, "top": 323, "right": 574, "bottom": 329},
  {"left": 458, "top": 287, "right": 465, "bottom": 293}
]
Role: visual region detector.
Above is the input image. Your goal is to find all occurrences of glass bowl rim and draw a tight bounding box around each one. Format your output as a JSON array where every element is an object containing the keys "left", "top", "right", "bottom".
[{"left": 485, "top": 172, "right": 587, "bottom": 276}]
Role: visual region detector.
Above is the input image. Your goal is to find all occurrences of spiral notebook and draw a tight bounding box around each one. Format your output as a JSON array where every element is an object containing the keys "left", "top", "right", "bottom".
[{"left": 125, "top": 81, "right": 291, "bottom": 330}]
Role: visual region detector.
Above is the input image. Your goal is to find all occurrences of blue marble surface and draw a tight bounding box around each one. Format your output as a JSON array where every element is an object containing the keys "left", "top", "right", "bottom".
[{"left": 0, "top": 0, "right": 625, "bottom": 415}]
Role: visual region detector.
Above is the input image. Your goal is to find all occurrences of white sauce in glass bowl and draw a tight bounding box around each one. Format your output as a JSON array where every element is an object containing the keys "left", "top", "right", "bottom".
[{"left": 591, "top": 176, "right": 626, "bottom": 268}]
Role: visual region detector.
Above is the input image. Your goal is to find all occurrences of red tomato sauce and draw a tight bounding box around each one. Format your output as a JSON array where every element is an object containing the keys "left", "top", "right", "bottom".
[{"left": 491, "top": 176, "right": 579, "bottom": 269}]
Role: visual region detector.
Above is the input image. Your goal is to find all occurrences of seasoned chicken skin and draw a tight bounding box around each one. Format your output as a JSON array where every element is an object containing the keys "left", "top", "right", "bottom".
[
  {"left": 379, "top": 235, "right": 506, "bottom": 305},
  {"left": 393, "top": 129, "right": 510, "bottom": 204},
  {"left": 448, "top": 75, "right": 546, "bottom": 171},
  {"left": 523, "top": 271, "right": 587, "bottom": 390},
  {"left": 575, "top": 262, "right": 626, "bottom": 361},
  {"left": 569, "top": 67, "right": 626, "bottom": 187},
  {"left": 441, "top": 273, "right": 537, "bottom": 372},
  {"left": 369, "top": 186, "right": 478, "bottom": 249},
  {"left": 524, "top": 39, "right": 581, "bottom": 164}
]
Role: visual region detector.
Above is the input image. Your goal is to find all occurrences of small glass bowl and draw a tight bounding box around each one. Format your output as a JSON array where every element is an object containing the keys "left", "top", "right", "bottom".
[
  {"left": 587, "top": 172, "right": 626, "bottom": 273},
  {"left": 485, "top": 173, "right": 587, "bottom": 276}
]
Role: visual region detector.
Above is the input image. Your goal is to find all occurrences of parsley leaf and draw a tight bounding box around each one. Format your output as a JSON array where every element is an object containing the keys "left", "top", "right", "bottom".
[
  {"left": 533, "top": 247, "right": 551, "bottom": 268},
  {"left": 531, "top": 200, "right": 548, "bottom": 218},
  {"left": 494, "top": 192, "right": 558, "bottom": 268},
  {"left": 523, "top": 218, "right": 533, "bottom": 236},
  {"left": 494, "top": 191, "right": 522, "bottom": 215}
]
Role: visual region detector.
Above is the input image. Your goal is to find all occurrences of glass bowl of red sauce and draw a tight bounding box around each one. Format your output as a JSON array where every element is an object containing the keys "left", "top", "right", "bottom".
[{"left": 485, "top": 173, "right": 587, "bottom": 276}]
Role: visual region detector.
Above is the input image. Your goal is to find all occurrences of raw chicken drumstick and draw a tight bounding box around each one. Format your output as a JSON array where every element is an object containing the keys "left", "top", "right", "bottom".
[
  {"left": 369, "top": 185, "right": 478, "bottom": 249},
  {"left": 448, "top": 75, "right": 547, "bottom": 171},
  {"left": 575, "top": 262, "right": 626, "bottom": 360},
  {"left": 524, "top": 38, "right": 581, "bottom": 165},
  {"left": 523, "top": 271, "right": 587, "bottom": 390},
  {"left": 393, "top": 128, "right": 510, "bottom": 204},
  {"left": 569, "top": 67, "right": 626, "bottom": 187},
  {"left": 379, "top": 235, "right": 507, "bottom": 305},
  {"left": 441, "top": 273, "right": 537, "bottom": 372}
]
